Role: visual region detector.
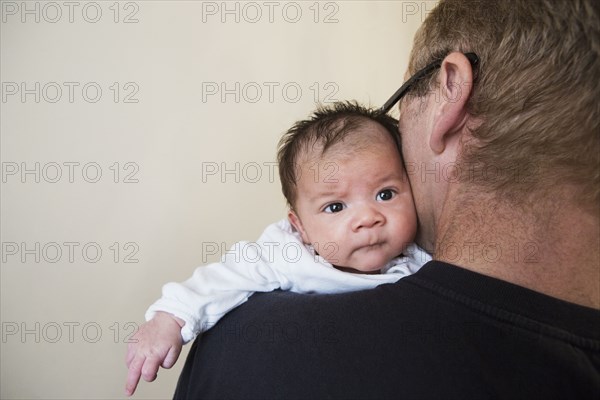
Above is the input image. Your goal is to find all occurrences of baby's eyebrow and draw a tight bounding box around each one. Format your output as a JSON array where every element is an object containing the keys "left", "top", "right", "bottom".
[
  {"left": 305, "top": 181, "right": 350, "bottom": 204},
  {"left": 307, "top": 189, "right": 339, "bottom": 203},
  {"left": 373, "top": 171, "right": 404, "bottom": 185}
]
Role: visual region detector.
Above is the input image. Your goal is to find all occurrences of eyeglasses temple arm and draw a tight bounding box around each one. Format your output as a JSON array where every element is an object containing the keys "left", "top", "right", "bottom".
[{"left": 379, "top": 52, "right": 478, "bottom": 114}]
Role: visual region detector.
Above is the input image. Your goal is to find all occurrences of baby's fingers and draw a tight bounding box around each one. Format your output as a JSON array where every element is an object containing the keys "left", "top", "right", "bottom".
[
  {"left": 141, "top": 358, "right": 161, "bottom": 382},
  {"left": 162, "top": 344, "right": 182, "bottom": 369},
  {"left": 125, "top": 355, "right": 144, "bottom": 396},
  {"left": 125, "top": 342, "right": 137, "bottom": 368}
]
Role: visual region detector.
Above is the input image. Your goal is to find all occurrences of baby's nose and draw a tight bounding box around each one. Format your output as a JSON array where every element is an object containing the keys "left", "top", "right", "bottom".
[{"left": 352, "top": 205, "right": 385, "bottom": 231}]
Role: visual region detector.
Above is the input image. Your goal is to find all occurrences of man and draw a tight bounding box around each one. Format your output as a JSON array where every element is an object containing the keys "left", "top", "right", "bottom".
[{"left": 173, "top": 0, "right": 599, "bottom": 397}]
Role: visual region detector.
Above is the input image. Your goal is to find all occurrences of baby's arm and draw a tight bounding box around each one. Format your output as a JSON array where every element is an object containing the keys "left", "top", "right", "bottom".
[
  {"left": 125, "top": 220, "right": 428, "bottom": 395},
  {"left": 125, "top": 220, "right": 299, "bottom": 395},
  {"left": 144, "top": 219, "right": 420, "bottom": 342}
]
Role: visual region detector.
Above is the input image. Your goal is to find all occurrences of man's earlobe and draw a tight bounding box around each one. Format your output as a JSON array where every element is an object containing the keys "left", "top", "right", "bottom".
[
  {"left": 288, "top": 211, "right": 310, "bottom": 244},
  {"left": 429, "top": 52, "right": 474, "bottom": 155}
]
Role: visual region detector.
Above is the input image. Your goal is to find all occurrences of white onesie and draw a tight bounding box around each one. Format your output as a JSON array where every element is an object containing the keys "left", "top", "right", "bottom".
[{"left": 145, "top": 219, "right": 431, "bottom": 343}]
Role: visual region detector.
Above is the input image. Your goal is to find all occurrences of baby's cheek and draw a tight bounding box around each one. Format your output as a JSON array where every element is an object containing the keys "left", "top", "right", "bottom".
[
  {"left": 319, "top": 242, "right": 342, "bottom": 265},
  {"left": 313, "top": 228, "right": 341, "bottom": 256},
  {"left": 314, "top": 241, "right": 342, "bottom": 265},
  {"left": 394, "top": 225, "right": 416, "bottom": 250}
]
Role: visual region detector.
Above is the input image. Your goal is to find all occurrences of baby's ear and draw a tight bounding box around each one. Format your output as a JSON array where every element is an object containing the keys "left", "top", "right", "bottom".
[{"left": 288, "top": 211, "right": 310, "bottom": 244}]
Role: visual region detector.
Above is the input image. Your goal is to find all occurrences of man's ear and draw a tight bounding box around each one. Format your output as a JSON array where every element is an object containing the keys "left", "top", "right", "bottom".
[
  {"left": 429, "top": 52, "right": 474, "bottom": 155},
  {"left": 288, "top": 210, "right": 310, "bottom": 244}
]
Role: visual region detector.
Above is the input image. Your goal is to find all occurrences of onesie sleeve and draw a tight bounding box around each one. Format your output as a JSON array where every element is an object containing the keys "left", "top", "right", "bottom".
[{"left": 145, "top": 220, "right": 295, "bottom": 343}]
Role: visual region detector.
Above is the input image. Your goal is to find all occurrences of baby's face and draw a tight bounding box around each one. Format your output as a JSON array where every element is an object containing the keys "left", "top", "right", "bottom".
[{"left": 289, "top": 121, "right": 417, "bottom": 273}]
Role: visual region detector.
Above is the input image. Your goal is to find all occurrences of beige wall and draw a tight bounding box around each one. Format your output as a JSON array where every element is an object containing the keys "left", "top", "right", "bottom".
[{"left": 0, "top": 1, "right": 433, "bottom": 398}]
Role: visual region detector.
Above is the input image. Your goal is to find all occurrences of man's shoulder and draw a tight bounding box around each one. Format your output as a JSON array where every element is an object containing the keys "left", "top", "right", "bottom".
[
  {"left": 175, "top": 261, "right": 600, "bottom": 400},
  {"left": 175, "top": 272, "right": 438, "bottom": 399}
]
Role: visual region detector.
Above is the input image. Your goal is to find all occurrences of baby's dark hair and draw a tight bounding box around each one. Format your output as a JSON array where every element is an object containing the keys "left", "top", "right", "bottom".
[{"left": 277, "top": 101, "right": 401, "bottom": 208}]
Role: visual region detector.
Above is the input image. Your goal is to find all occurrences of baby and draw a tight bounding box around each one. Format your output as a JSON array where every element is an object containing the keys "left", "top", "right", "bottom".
[{"left": 125, "top": 101, "right": 430, "bottom": 396}]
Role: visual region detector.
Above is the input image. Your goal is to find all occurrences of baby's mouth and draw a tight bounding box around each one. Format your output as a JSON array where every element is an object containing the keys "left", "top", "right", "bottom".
[{"left": 356, "top": 241, "right": 384, "bottom": 252}]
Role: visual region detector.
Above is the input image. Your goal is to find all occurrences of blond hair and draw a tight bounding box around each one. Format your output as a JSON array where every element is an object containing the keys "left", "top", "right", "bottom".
[{"left": 409, "top": 0, "right": 599, "bottom": 209}]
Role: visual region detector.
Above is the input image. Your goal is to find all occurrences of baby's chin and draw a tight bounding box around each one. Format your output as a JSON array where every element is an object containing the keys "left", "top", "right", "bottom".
[{"left": 334, "top": 254, "right": 392, "bottom": 274}]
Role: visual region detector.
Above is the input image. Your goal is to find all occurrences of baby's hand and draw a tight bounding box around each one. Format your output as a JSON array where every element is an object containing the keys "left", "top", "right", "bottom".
[{"left": 125, "top": 311, "right": 184, "bottom": 396}]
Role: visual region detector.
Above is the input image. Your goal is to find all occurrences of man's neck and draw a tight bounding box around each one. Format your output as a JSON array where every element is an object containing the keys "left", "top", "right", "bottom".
[{"left": 434, "top": 188, "right": 600, "bottom": 309}]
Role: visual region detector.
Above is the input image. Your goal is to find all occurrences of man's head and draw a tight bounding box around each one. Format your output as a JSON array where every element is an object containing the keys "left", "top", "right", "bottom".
[
  {"left": 398, "top": 0, "right": 599, "bottom": 249},
  {"left": 277, "top": 102, "right": 417, "bottom": 272}
]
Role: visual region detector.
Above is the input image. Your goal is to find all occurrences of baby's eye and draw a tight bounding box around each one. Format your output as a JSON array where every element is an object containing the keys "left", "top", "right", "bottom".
[
  {"left": 323, "top": 202, "right": 345, "bottom": 213},
  {"left": 377, "top": 189, "right": 395, "bottom": 201}
]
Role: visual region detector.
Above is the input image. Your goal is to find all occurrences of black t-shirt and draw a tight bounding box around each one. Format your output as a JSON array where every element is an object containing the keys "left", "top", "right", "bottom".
[{"left": 174, "top": 261, "right": 600, "bottom": 399}]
